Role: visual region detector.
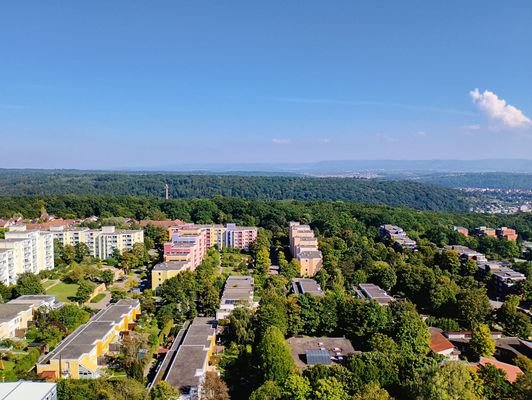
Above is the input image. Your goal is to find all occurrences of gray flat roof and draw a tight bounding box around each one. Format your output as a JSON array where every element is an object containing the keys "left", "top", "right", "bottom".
[
  {"left": 292, "top": 279, "right": 323, "bottom": 296},
  {"left": 356, "top": 284, "right": 395, "bottom": 305},
  {"left": 164, "top": 317, "right": 215, "bottom": 393},
  {"left": 153, "top": 261, "right": 191, "bottom": 271},
  {"left": 0, "top": 381, "right": 57, "bottom": 400},
  {"left": 0, "top": 304, "right": 30, "bottom": 322}
]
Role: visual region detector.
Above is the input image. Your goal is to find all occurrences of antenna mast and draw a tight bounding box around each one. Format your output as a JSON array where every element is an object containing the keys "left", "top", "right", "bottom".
[{"left": 165, "top": 184, "right": 169, "bottom": 200}]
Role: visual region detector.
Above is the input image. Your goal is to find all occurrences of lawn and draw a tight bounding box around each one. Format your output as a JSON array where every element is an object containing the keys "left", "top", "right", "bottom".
[
  {"left": 41, "top": 280, "right": 57, "bottom": 290},
  {"left": 46, "top": 282, "right": 79, "bottom": 302},
  {"left": 90, "top": 293, "right": 106, "bottom": 303}
]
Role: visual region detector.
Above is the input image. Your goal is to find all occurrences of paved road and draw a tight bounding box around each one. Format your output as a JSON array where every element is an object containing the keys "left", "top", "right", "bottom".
[{"left": 86, "top": 292, "right": 111, "bottom": 310}]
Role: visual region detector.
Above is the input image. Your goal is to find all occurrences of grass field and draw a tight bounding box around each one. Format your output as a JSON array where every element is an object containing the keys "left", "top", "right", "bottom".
[
  {"left": 41, "top": 280, "right": 57, "bottom": 290},
  {"left": 90, "top": 293, "right": 106, "bottom": 303},
  {"left": 46, "top": 282, "right": 79, "bottom": 302}
]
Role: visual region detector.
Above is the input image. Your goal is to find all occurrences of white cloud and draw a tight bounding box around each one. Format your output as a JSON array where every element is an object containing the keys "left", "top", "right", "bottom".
[
  {"left": 272, "top": 138, "right": 292, "bottom": 145},
  {"left": 461, "top": 124, "right": 481, "bottom": 130},
  {"left": 318, "top": 138, "right": 331, "bottom": 144},
  {"left": 470, "top": 88, "right": 531, "bottom": 128},
  {"left": 416, "top": 131, "right": 427, "bottom": 137},
  {"left": 375, "top": 133, "right": 397, "bottom": 142}
]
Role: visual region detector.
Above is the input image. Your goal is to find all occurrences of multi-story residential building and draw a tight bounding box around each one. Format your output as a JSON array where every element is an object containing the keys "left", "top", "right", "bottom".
[
  {"left": 474, "top": 226, "right": 497, "bottom": 238},
  {"left": 49, "top": 226, "right": 144, "bottom": 260},
  {"left": 158, "top": 223, "right": 257, "bottom": 289},
  {"left": 452, "top": 226, "right": 469, "bottom": 236},
  {"left": 444, "top": 245, "right": 488, "bottom": 263},
  {"left": 151, "top": 260, "right": 194, "bottom": 290},
  {"left": 0, "top": 249, "right": 14, "bottom": 286},
  {"left": 36, "top": 299, "right": 140, "bottom": 379},
  {"left": 496, "top": 227, "right": 518, "bottom": 241},
  {"left": 289, "top": 222, "right": 323, "bottom": 276},
  {"left": 216, "top": 276, "right": 256, "bottom": 320},
  {"left": 379, "top": 225, "right": 417, "bottom": 251},
  {"left": 225, "top": 223, "right": 257, "bottom": 250},
  {"left": 162, "top": 317, "right": 216, "bottom": 399},
  {"left": 477, "top": 261, "right": 526, "bottom": 297},
  {"left": 0, "top": 226, "right": 54, "bottom": 285},
  {"left": 0, "top": 295, "right": 59, "bottom": 339},
  {"left": 354, "top": 283, "right": 395, "bottom": 306},
  {"left": 0, "top": 382, "right": 57, "bottom": 400}
]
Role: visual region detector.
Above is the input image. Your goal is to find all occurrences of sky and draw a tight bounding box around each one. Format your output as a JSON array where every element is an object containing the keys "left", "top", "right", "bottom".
[{"left": 1, "top": 1, "right": 531, "bottom": 169}]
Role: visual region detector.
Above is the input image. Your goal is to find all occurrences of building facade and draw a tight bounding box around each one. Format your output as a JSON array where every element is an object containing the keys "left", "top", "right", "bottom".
[
  {"left": 36, "top": 299, "right": 140, "bottom": 379},
  {"left": 0, "top": 226, "right": 54, "bottom": 285},
  {"left": 289, "top": 222, "right": 323, "bottom": 276}
]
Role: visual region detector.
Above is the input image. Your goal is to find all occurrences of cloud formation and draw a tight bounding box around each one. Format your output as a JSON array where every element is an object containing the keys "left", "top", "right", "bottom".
[
  {"left": 272, "top": 138, "right": 292, "bottom": 145},
  {"left": 470, "top": 88, "right": 531, "bottom": 128}
]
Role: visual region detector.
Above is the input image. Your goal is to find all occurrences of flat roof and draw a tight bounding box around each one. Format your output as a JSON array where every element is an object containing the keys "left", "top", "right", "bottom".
[
  {"left": 0, "top": 382, "right": 56, "bottom": 399},
  {"left": 287, "top": 337, "right": 356, "bottom": 369},
  {"left": 153, "top": 261, "right": 191, "bottom": 271},
  {"left": 292, "top": 278, "right": 323, "bottom": 296},
  {"left": 164, "top": 317, "right": 215, "bottom": 393},
  {"left": 356, "top": 284, "right": 395, "bottom": 305},
  {"left": 0, "top": 304, "right": 31, "bottom": 323},
  {"left": 298, "top": 251, "right": 322, "bottom": 258}
]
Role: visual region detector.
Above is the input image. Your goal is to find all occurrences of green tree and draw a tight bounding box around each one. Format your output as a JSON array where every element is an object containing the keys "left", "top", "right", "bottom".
[
  {"left": 75, "top": 280, "right": 95, "bottom": 303},
  {"left": 416, "top": 361, "right": 483, "bottom": 400},
  {"left": 282, "top": 373, "right": 312, "bottom": 400},
  {"left": 478, "top": 364, "right": 512, "bottom": 400},
  {"left": 100, "top": 269, "right": 115, "bottom": 287},
  {"left": 74, "top": 242, "right": 91, "bottom": 262},
  {"left": 15, "top": 272, "right": 44, "bottom": 295},
  {"left": 151, "top": 381, "right": 179, "bottom": 400},
  {"left": 470, "top": 323, "right": 496, "bottom": 359},
  {"left": 353, "top": 382, "right": 393, "bottom": 400},
  {"left": 313, "top": 377, "right": 349, "bottom": 400},
  {"left": 249, "top": 381, "right": 283, "bottom": 400},
  {"left": 456, "top": 288, "right": 492, "bottom": 328},
  {"left": 257, "top": 326, "right": 295, "bottom": 383}
]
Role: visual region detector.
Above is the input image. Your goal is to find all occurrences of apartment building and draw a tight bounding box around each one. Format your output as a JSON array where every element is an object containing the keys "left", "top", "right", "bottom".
[
  {"left": 0, "top": 295, "right": 58, "bottom": 339},
  {"left": 379, "top": 225, "right": 417, "bottom": 251},
  {"left": 216, "top": 275, "right": 256, "bottom": 320},
  {"left": 0, "top": 382, "right": 57, "bottom": 400},
  {"left": 444, "top": 245, "right": 488, "bottom": 263},
  {"left": 289, "top": 222, "right": 323, "bottom": 277},
  {"left": 49, "top": 225, "right": 144, "bottom": 260},
  {"left": 162, "top": 317, "right": 216, "bottom": 399},
  {"left": 474, "top": 226, "right": 497, "bottom": 238},
  {"left": 36, "top": 299, "right": 140, "bottom": 379},
  {"left": 477, "top": 261, "right": 526, "bottom": 297},
  {"left": 158, "top": 223, "right": 257, "bottom": 289},
  {"left": 151, "top": 260, "right": 194, "bottom": 290},
  {"left": 0, "top": 226, "right": 54, "bottom": 285},
  {"left": 452, "top": 226, "right": 469, "bottom": 236},
  {"left": 496, "top": 227, "right": 518, "bottom": 241}
]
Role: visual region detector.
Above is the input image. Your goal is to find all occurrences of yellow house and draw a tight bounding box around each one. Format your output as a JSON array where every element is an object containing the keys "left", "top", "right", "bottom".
[
  {"left": 36, "top": 299, "right": 140, "bottom": 379},
  {"left": 151, "top": 260, "right": 194, "bottom": 290},
  {"left": 0, "top": 304, "right": 34, "bottom": 339}
]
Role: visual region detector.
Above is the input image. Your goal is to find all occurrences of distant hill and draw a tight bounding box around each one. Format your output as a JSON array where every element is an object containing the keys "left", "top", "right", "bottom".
[
  {"left": 410, "top": 172, "right": 532, "bottom": 190},
  {"left": 0, "top": 170, "right": 469, "bottom": 212}
]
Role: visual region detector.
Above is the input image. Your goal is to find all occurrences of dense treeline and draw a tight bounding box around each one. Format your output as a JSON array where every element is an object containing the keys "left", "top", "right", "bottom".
[
  {"left": 0, "top": 195, "right": 530, "bottom": 240},
  {"left": 416, "top": 172, "right": 532, "bottom": 190},
  {"left": 0, "top": 171, "right": 470, "bottom": 211}
]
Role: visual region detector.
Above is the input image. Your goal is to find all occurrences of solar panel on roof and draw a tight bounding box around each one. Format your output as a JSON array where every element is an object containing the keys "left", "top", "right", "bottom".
[{"left": 306, "top": 349, "right": 331, "bottom": 365}]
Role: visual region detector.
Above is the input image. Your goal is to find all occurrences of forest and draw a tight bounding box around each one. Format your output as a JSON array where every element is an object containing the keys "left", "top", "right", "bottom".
[{"left": 0, "top": 170, "right": 470, "bottom": 211}]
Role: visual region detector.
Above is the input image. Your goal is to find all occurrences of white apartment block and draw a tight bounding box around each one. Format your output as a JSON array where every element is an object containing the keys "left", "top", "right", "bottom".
[
  {"left": 49, "top": 225, "right": 144, "bottom": 260},
  {"left": 0, "top": 226, "right": 54, "bottom": 285}
]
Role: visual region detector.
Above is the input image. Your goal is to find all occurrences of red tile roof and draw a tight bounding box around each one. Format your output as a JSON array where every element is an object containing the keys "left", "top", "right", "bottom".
[
  {"left": 429, "top": 329, "right": 455, "bottom": 353},
  {"left": 479, "top": 357, "right": 523, "bottom": 383}
]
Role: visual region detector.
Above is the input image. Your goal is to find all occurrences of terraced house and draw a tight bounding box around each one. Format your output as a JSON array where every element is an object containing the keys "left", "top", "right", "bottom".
[{"left": 36, "top": 299, "right": 140, "bottom": 379}]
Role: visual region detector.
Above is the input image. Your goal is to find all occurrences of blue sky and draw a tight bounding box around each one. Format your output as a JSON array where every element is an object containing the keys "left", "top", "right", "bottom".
[{"left": 1, "top": 1, "right": 531, "bottom": 169}]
